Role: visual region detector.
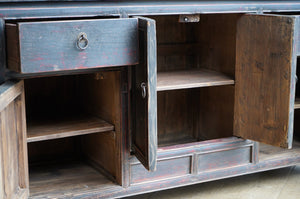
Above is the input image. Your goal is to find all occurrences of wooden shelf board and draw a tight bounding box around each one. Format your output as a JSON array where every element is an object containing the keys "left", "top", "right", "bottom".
[
  {"left": 29, "top": 161, "right": 120, "bottom": 198},
  {"left": 295, "top": 98, "right": 300, "bottom": 109},
  {"left": 27, "top": 115, "right": 114, "bottom": 143},
  {"left": 157, "top": 69, "right": 234, "bottom": 91},
  {"left": 158, "top": 134, "right": 198, "bottom": 147}
]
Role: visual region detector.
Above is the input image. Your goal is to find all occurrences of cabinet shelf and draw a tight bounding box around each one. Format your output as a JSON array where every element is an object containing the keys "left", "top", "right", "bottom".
[
  {"left": 29, "top": 161, "right": 119, "bottom": 198},
  {"left": 157, "top": 69, "right": 234, "bottom": 91},
  {"left": 295, "top": 98, "right": 300, "bottom": 109},
  {"left": 27, "top": 115, "right": 114, "bottom": 143}
]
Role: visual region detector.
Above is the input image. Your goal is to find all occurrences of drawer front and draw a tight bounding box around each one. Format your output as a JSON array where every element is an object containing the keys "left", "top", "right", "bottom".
[
  {"left": 6, "top": 18, "right": 138, "bottom": 74},
  {"left": 197, "top": 146, "right": 252, "bottom": 173},
  {"left": 130, "top": 156, "right": 192, "bottom": 184},
  {"left": 129, "top": 138, "right": 256, "bottom": 185}
]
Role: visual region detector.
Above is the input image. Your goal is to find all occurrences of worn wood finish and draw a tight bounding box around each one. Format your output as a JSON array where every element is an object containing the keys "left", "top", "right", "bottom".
[
  {"left": 155, "top": 14, "right": 237, "bottom": 147},
  {"left": 130, "top": 156, "right": 192, "bottom": 184},
  {"left": 157, "top": 89, "right": 197, "bottom": 147},
  {"left": 0, "top": 80, "right": 29, "bottom": 199},
  {"left": 157, "top": 69, "right": 234, "bottom": 91},
  {"left": 6, "top": 18, "right": 138, "bottom": 73},
  {"left": 131, "top": 16, "right": 157, "bottom": 171},
  {"left": 27, "top": 138, "right": 77, "bottom": 165},
  {"left": 27, "top": 115, "right": 114, "bottom": 143},
  {"left": 0, "top": 1, "right": 300, "bottom": 20},
  {"left": 78, "top": 71, "right": 122, "bottom": 185},
  {"left": 29, "top": 161, "right": 119, "bottom": 199},
  {"left": 234, "top": 14, "right": 296, "bottom": 148},
  {"left": 295, "top": 16, "right": 300, "bottom": 56},
  {"left": 24, "top": 71, "right": 123, "bottom": 186},
  {"left": 198, "top": 85, "right": 235, "bottom": 140},
  {"left": 130, "top": 137, "right": 255, "bottom": 185},
  {"left": 0, "top": 19, "right": 5, "bottom": 83},
  {"left": 25, "top": 137, "right": 300, "bottom": 199},
  {"left": 197, "top": 14, "right": 238, "bottom": 77}
]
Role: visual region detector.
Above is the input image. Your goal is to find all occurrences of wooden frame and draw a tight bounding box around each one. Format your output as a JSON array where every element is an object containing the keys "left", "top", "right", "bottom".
[{"left": 0, "top": 1, "right": 300, "bottom": 199}]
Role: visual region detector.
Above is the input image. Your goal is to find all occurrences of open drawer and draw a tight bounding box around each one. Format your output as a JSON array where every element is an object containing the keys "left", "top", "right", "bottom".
[{"left": 5, "top": 18, "right": 138, "bottom": 74}]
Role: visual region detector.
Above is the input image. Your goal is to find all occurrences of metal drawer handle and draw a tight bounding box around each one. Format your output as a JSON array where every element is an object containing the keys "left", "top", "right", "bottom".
[
  {"left": 141, "top": 82, "right": 147, "bottom": 98},
  {"left": 76, "top": 32, "right": 89, "bottom": 50}
]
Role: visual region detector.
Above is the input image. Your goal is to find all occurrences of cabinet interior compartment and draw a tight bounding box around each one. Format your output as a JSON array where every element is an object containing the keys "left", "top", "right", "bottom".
[
  {"left": 153, "top": 14, "right": 238, "bottom": 147},
  {"left": 24, "top": 71, "right": 123, "bottom": 197}
]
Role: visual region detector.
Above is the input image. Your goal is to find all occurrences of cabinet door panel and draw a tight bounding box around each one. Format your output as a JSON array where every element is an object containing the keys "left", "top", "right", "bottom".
[
  {"left": 0, "top": 81, "right": 29, "bottom": 198},
  {"left": 234, "top": 14, "right": 297, "bottom": 148},
  {"left": 131, "top": 17, "right": 157, "bottom": 171}
]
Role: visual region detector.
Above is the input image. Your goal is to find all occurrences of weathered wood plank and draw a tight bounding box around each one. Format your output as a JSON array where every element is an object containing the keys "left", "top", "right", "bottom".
[
  {"left": 0, "top": 80, "right": 29, "bottom": 199},
  {"left": 157, "top": 69, "right": 234, "bottom": 91},
  {"left": 29, "top": 162, "right": 119, "bottom": 198},
  {"left": 0, "top": 2, "right": 300, "bottom": 19},
  {"left": 131, "top": 16, "right": 157, "bottom": 171},
  {"left": 234, "top": 14, "right": 296, "bottom": 148},
  {"left": 6, "top": 18, "right": 138, "bottom": 73},
  {"left": 0, "top": 81, "right": 23, "bottom": 112},
  {"left": 27, "top": 115, "right": 114, "bottom": 143}
]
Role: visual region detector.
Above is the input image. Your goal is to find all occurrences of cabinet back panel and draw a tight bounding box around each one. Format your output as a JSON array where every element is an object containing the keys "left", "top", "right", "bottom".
[
  {"left": 196, "top": 14, "right": 239, "bottom": 77},
  {"left": 198, "top": 85, "right": 234, "bottom": 140},
  {"left": 153, "top": 14, "right": 237, "bottom": 77},
  {"left": 153, "top": 15, "right": 197, "bottom": 72},
  {"left": 27, "top": 138, "right": 78, "bottom": 165},
  {"left": 157, "top": 87, "right": 234, "bottom": 146},
  {"left": 157, "top": 89, "right": 198, "bottom": 146},
  {"left": 24, "top": 76, "right": 80, "bottom": 118}
]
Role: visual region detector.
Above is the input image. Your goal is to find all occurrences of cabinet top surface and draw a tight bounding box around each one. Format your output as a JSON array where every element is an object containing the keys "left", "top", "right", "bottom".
[{"left": 1, "top": 1, "right": 300, "bottom": 19}]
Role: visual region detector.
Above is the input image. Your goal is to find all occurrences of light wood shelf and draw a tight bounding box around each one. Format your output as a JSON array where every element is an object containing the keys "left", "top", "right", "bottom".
[
  {"left": 29, "top": 161, "right": 118, "bottom": 198},
  {"left": 27, "top": 115, "right": 114, "bottom": 143},
  {"left": 157, "top": 69, "right": 234, "bottom": 91}
]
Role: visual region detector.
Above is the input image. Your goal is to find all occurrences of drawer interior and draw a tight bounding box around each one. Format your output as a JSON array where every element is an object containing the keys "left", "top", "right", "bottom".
[
  {"left": 24, "top": 71, "right": 123, "bottom": 196},
  {"left": 153, "top": 14, "right": 237, "bottom": 147}
]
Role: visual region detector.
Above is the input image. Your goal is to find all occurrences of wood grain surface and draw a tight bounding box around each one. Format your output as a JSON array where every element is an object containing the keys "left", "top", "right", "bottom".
[
  {"left": 157, "top": 69, "right": 234, "bottom": 91},
  {"left": 27, "top": 115, "right": 114, "bottom": 143},
  {"left": 6, "top": 18, "right": 138, "bottom": 73},
  {"left": 234, "top": 14, "right": 296, "bottom": 148},
  {"left": 0, "top": 81, "right": 29, "bottom": 199}
]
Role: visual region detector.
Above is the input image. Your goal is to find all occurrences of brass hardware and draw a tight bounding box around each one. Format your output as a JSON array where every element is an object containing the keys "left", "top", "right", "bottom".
[{"left": 179, "top": 14, "right": 200, "bottom": 23}]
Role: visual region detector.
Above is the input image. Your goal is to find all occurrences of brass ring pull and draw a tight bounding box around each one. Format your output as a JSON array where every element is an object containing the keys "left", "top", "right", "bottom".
[
  {"left": 141, "top": 82, "right": 147, "bottom": 99},
  {"left": 76, "top": 32, "right": 89, "bottom": 50}
]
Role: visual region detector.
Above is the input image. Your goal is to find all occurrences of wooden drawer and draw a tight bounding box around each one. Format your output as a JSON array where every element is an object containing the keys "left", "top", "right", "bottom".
[{"left": 6, "top": 18, "right": 138, "bottom": 74}]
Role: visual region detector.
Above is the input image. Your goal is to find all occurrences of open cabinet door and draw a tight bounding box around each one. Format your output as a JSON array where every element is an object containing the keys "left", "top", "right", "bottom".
[
  {"left": 131, "top": 17, "right": 157, "bottom": 171},
  {"left": 234, "top": 14, "right": 297, "bottom": 149},
  {"left": 0, "top": 81, "right": 29, "bottom": 198}
]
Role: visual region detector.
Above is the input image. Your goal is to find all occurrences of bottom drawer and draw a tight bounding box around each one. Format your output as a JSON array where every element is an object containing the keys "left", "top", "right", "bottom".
[{"left": 130, "top": 137, "right": 256, "bottom": 185}]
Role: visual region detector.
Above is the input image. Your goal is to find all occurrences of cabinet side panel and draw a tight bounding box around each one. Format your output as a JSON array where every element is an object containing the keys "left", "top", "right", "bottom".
[
  {"left": 79, "top": 71, "right": 121, "bottom": 184},
  {"left": 0, "top": 98, "right": 28, "bottom": 198}
]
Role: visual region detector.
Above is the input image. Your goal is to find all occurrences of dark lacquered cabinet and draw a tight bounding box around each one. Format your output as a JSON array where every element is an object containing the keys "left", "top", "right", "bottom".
[{"left": 0, "top": 1, "right": 300, "bottom": 199}]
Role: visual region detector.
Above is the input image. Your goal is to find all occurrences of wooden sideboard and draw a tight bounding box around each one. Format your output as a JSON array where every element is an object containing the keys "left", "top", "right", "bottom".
[{"left": 0, "top": 1, "right": 300, "bottom": 198}]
